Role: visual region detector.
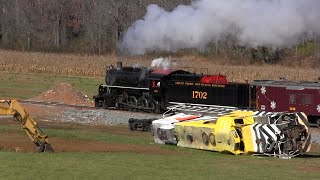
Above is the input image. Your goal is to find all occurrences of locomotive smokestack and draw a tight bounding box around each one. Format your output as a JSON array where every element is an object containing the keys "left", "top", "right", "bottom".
[{"left": 117, "top": 62, "right": 123, "bottom": 70}]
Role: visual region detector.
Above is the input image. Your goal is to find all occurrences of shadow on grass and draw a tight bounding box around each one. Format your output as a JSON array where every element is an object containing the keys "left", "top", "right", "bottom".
[{"left": 297, "top": 153, "right": 320, "bottom": 158}]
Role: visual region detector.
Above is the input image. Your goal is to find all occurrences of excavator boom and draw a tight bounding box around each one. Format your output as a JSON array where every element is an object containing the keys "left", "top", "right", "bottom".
[{"left": 0, "top": 99, "right": 54, "bottom": 152}]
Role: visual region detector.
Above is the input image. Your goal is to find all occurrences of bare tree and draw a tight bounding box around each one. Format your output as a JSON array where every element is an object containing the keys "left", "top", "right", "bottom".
[
  {"left": 0, "top": 0, "right": 14, "bottom": 46},
  {"left": 80, "top": 0, "right": 109, "bottom": 53},
  {"left": 0, "top": 0, "right": 318, "bottom": 60}
]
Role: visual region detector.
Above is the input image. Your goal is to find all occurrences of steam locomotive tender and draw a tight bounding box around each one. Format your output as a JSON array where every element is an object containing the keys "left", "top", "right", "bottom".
[{"left": 93, "top": 62, "right": 251, "bottom": 113}]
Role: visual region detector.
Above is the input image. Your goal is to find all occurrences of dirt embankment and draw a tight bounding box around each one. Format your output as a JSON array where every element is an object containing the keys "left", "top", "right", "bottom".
[{"left": 29, "top": 83, "right": 94, "bottom": 107}]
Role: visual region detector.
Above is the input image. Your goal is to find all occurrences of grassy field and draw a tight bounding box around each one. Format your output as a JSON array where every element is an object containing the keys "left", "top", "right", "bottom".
[
  {"left": 1, "top": 151, "right": 319, "bottom": 180},
  {"left": 0, "top": 72, "right": 103, "bottom": 99},
  {"left": 0, "top": 124, "right": 319, "bottom": 180},
  {"left": 1, "top": 50, "right": 320, "bottom": 179}
]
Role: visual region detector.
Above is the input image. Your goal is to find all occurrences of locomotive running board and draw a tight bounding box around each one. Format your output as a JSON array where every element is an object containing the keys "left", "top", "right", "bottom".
[
  {"left": 101, "top": 84, "right": 149, "bottom": 90},
  {"left": 166, "top": 102, "right": 239, "bottom": 116}
]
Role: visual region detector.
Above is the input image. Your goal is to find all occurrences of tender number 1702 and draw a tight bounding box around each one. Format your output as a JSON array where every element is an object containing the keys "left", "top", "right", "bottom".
[{"left": 192, "top": 91, "right": 208, "bottom": 99}]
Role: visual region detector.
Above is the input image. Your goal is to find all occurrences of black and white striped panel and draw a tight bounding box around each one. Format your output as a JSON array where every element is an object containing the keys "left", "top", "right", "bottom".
[
  {"left": 252, "top": 111, "right": 282, "bottom": 117},
  {"left": 167, "top": 102, "right": 237, "bottom": 116},
  {"left": 252, "top": 111, "right": 286, "bottom": 124},
  {"left": 295, "top": 112, "right": 308, "bottom": 125},
  {"left": 251, "top": 123, "right": 283, "bottom": 153},
  {"left": 253, "top": 112, "right": 309, "bottom": 126}
]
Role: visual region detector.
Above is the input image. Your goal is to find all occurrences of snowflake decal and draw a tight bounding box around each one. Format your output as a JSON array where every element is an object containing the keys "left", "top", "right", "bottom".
[
  {"left": 261, "top": 86, "right": 266, "bottom": 95},
  {"left": 271, "top": 101, "right": 276, "bottom": 110},
  {"left": 317, "top": 104, "right": 320, "bottom": 113}
]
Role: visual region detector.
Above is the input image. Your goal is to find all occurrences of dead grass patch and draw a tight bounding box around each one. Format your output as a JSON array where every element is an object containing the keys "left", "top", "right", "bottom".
[{"left": 0, "top": 49, "right": 319, "bottom": 83}]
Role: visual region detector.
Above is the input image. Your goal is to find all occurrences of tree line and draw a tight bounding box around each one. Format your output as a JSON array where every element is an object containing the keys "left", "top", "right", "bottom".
[
  {"left": 0, "top": 0, "right": 319, "bottom": 62},
  {"left": 0, "top": 0, "right": 192, "bottom": 54}
]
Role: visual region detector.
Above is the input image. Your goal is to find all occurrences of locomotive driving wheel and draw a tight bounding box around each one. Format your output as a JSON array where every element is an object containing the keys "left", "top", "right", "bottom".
[
  {"left": 147, "top": 99, "right": 160, "bottom": 113},
  {"left": 137, "top": 97, "right": 148, "bottom": 110},
  {"left": 147, "top": 100, "right": 156, "bottom": 112},
  {"left": 128, "top": 96, "right": 138, "bottom": 111},
  {"left": 115, "top": 96, "right": 123, "bottom": 109}
]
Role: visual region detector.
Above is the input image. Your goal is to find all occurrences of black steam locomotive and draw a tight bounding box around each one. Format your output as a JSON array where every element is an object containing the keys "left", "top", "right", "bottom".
[{"left": 93, "top": 62, "right": 252, "bottom": 113}]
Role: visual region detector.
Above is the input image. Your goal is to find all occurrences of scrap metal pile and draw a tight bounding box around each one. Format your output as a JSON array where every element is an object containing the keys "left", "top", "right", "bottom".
[{"left": 150, "top": 105, "right": 312, "bottom": 159}]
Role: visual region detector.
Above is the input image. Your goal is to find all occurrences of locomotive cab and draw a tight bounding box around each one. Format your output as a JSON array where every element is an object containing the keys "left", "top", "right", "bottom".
[{"left": 148, "top": 70, "right": 174, "bottom": 112}]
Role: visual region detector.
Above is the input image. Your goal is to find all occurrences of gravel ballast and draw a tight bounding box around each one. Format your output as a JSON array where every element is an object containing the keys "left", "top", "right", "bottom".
[{"left": 58, "top": 108, "right": 163, "bottom": 126}]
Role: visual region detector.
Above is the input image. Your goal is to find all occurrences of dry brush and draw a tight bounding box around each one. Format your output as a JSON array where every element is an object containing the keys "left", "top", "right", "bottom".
[{"left": 0, "top": 50, "right": 319, "bottom": 83}]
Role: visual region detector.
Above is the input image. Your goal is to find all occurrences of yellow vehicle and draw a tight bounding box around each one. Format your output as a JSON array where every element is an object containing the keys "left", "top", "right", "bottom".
[
  {"left": 174, "top": 110, "right": 311, "bottom": 158},
  {"left": 0, "top": 99, "right": 54, "bottom": 152},
  {"left": 174, "top": 110, "right": 256, "bottom": 155}
]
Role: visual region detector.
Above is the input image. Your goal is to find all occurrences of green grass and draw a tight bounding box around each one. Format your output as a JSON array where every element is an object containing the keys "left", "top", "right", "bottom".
[
  {"left": 0, "top": 149, "right": 320, "bottom": 180},
  {"left": 0, "top": 125, "right": 320, "bottom": 180},
  {"left": 0, "top": 125, "right": 153, "bottom": 145},
  {"left": 0, "top": 72, "right": 103, "bottom": 100}
]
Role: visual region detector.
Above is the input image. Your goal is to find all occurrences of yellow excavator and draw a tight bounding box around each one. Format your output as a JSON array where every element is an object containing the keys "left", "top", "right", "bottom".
[{"left": 0, "top": 99, "right": 54, "bottom": 152}]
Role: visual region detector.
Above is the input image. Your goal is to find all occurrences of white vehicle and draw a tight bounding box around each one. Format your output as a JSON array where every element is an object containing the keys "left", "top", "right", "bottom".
[{"left": 152, "top": 113, "right": 218, "bottom": 144}]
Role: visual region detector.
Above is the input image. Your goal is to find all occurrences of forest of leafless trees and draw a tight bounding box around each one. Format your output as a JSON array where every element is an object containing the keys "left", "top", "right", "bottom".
[
  {"left": 0, "top": 0, "right": 319, "bottom": 63},
  {"left": 0, "top": 0, "right": 192, "bottom": 54}
]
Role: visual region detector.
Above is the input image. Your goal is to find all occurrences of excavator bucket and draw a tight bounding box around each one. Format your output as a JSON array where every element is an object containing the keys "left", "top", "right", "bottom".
[{"left": 34, "top": 143, "right": 54, "bottom": 153}]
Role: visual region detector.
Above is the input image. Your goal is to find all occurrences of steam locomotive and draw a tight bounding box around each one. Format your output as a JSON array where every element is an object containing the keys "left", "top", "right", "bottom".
[
  {"left": 93, "top": 62, "right": 320, "bottom": 124},
  {"left": 94, "top": 62, "right": 250, "bottom": 112}
]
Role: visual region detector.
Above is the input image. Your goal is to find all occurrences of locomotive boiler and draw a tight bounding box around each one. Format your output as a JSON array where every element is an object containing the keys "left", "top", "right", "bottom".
[{"left": 94, "top": 62, "right": 159, "bottom": 112}]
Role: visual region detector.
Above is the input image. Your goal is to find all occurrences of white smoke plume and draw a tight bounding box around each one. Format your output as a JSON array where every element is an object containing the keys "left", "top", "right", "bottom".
[
  {"left": 151, "top": 57, "right": 176, "bottom": 70},
  {"left": 119, "top": 0, "right": 320, "bottom": 55}
]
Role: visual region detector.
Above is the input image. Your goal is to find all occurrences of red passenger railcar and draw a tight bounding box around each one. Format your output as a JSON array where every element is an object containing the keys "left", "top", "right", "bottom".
[{"left": 250, "top": 80, "right": 320, "bottom": 124}]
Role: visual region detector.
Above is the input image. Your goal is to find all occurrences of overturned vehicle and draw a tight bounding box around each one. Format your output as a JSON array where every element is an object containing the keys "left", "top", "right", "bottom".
[{"left": 152, "top": 110, "right": 312, "bottom": 159}]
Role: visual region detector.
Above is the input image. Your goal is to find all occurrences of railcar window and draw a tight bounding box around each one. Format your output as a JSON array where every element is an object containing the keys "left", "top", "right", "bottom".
[
  {"left": 234, "top": 119, "right": 244, "bottom": 124},
  {"left": 289, "top": 94, "right": 296, "bottom": 104},
  {"left": 301, "top": 94, "right": 312, "bottom": 105}
]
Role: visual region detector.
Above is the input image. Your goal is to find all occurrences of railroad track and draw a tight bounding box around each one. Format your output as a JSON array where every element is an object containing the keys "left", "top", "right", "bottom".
[
  {"left": 18, "top": 99, "right": 162, "bottom": 116},
  {"left": 19, "top": 100, "right": 96, "bottom": 110}
]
